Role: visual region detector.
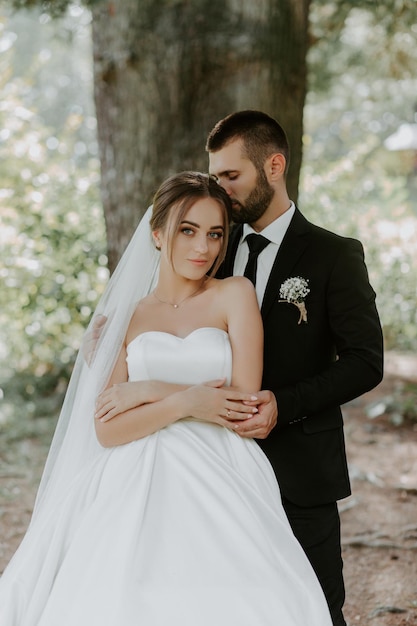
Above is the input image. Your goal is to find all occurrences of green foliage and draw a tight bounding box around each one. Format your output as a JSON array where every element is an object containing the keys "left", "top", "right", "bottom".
[
  {"left": 302, "top": 5, "right": 417, "bottom": 352},
  {"left": 0, "top": 8, "right": 108, "bottom": 429},
  {"left": 301, "top": 152, "right": 417, "bottom": 352},
  {"left": 309, "top": 1, "right": 417, "bottom": 91},
  {"left": 5, "top": 0, "right": 102, "bottom": 18}
]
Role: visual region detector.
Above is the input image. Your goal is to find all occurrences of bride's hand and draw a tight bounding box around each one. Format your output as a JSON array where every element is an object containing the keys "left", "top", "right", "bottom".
[
  {"left": 233, "top": 390, "right": 278, "bottom": 439},
  {"left": 95, "top": 381, "right": 151, "bottom": 422},
  {"left": 95, "top": 380, "right": 185, "bottom": 422},
  {"left": 179, "top": 380, "right": 259, "bottom": 429}
]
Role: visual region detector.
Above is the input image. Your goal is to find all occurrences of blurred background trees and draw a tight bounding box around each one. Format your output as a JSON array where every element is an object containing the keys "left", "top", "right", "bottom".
[
  {"left": 0, "top": 0, "right": 416, "bottom": 434},
  {"left": 0, "top": 4, "right": 108, "bottom": 429}
]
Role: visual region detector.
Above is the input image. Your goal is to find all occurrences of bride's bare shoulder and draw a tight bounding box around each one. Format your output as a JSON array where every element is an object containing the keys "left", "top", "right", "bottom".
[
  {"left": 210, "top": 276, "right": 256, "bottom": 298},
  {"left": 131, "top": 294, "right": 154, "bottom": 315},
  {"left": 127, "top": 294, "right": 156, "bottom": 329}
]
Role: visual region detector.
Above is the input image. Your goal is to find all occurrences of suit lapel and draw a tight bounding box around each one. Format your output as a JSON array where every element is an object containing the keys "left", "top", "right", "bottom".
[
  {"left": 223, "top": 212, "right": 311, "bottom": 319},
  {"left": 261, "top": 209, "right": 311, "bottom": 319}
]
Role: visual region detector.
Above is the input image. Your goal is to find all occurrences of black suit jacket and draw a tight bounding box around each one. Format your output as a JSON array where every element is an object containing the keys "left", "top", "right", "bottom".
[{"left": 222, "top": 209, "right": 384, "bottom": 507}]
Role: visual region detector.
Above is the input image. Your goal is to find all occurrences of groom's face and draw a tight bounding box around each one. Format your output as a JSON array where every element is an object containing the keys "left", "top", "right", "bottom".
[{"left": 208, "top": 139, "right": 274, "bottom": 226}]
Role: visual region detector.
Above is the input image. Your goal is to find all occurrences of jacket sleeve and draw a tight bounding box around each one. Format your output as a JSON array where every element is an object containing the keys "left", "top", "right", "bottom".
[{"left": 274, "top": 238, "right": 384, "bottom": 427}]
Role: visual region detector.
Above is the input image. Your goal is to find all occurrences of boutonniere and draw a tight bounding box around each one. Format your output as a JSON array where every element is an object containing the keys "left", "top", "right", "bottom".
[{"left": 278, "top": 277, "right": 310, "bottom": 324}]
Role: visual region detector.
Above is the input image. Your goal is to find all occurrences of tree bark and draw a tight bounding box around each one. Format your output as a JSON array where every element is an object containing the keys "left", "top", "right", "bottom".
[{"left": 91, "top": 0, "right": 311, "bottom": 271}]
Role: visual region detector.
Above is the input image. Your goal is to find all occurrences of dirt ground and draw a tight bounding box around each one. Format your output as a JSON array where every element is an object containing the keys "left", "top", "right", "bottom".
[
  {"left": 0, "top": 352, "right": 416, "bottom": 625},
  {"left": 340, "top": 353, "right": 417, "bottom": 626}
]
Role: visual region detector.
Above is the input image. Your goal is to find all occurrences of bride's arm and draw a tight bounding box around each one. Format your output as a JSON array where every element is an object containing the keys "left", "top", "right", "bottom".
[
  {"left": 225, "top": 277, "right": 263, "bottom": 393},
  {"left": 95, "top": 392, "right": 187, "bottom": 448},
  {"left": 94, "top": 345, "right": 201, "bottom": 447},
  {"left": 95, "top": 377, "right": 259, "bottom": 423},
  {"left": 222, "top": 278, "right": 278, "bottom": 440},
  {"left": 95, "top": 379, "right": 190, "bottom": 422},
  {"left": 94, "top": 338, "right": 256, "bottom": 447},
  {"left": 168, "top": 278, "right": 264, "bottom": 425}
]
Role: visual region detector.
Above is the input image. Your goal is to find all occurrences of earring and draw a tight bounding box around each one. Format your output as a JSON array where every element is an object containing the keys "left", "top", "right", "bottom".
[{"left": 152, "top": 231, "right": 161, "bottom": 250}]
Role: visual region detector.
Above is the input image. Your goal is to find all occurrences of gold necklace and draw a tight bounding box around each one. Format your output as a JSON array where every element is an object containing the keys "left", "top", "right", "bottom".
[{"left": 152, "top": 284, "right": 205, "bottom": 309}]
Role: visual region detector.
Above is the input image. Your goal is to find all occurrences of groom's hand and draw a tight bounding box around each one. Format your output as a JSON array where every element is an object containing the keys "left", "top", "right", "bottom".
[
  {"left": 83, "top": 315, "right": 107, "bottom": 366},
  {"left": 180, "top": 381, "right": 259, "bottom": 428},
  {"left": 232, "top": 390, "right": 277, "bottom": 439}
]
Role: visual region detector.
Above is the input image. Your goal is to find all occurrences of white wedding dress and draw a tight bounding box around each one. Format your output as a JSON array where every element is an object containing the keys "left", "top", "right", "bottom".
[{"left": 0, "top": 327, "right": 332, "bottom": 625}]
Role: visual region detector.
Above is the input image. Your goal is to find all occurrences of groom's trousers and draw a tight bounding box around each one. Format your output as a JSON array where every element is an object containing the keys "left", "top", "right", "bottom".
[{"left": 282, "top": 497, "right": 347, "bottom": 626}]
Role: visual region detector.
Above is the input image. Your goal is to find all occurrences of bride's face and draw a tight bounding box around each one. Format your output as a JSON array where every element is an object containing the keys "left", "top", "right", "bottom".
[{"left": 157, "top": 198, "right": 225, "bottom": 279}]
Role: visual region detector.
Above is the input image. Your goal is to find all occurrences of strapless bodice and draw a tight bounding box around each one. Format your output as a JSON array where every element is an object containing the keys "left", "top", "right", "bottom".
[{"left": 126, "top": 327, "right": 232, "bottom": 386}]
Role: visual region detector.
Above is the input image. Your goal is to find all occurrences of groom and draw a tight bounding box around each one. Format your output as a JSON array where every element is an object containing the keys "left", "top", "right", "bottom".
[{"left": 205, "top": 110, "right": 383, "bottom": 626}]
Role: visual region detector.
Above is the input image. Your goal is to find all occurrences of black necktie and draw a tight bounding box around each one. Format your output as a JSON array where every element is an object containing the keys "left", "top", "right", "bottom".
[{"left": 243, "top": 234, "right": 270, "bottom": 286}]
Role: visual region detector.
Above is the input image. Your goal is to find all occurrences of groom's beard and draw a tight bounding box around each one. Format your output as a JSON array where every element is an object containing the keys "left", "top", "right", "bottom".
[{"left": 231, "top": 169, "right": 274, "bottom": 224}]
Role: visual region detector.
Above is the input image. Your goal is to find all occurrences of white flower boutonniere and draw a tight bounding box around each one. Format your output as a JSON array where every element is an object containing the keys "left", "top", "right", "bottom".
[{"left": 279, "top": 277, "right": 310, "bottom": 324}]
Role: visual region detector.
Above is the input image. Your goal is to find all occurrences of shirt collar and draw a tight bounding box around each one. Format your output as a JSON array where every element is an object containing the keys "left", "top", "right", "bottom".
[{"left": 242, "top": 202, "right": 295, "bottom": 245}]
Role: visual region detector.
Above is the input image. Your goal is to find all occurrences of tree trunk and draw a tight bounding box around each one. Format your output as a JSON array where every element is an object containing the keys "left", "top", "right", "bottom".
[{"left": 91, "top": 0, "right": 311, "bottom": 271}]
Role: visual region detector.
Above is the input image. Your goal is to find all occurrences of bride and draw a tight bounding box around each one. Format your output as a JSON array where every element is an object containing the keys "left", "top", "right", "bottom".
[{"left": 0, "top": 172, "right": 332, "bottom": 625}]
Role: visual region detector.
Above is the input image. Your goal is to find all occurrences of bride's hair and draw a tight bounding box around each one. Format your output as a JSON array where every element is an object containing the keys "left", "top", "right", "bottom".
[{"left": 150, "top": 171, "right": 232, "bottom": 277}]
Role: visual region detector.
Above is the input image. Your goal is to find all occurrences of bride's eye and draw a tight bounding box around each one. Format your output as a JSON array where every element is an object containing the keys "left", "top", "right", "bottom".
[
  {"left": 180, "top": 227, "right": 194, "bottom": 236},
  {"left": 208, "top": 231, "right": 223, "bottom": 240}
]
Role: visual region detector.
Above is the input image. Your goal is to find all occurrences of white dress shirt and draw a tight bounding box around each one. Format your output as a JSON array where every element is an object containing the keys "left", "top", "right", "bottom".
[{"left": 233, "top": 202, "right": 295, "bottom": 307}]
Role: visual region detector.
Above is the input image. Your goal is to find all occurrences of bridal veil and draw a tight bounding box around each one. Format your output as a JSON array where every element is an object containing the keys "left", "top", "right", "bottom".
[{"left": 30, "top": 206, "right": 159, "bottom": 525}]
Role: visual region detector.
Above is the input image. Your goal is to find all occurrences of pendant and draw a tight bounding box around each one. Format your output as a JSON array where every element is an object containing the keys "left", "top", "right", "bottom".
[{"left": 173, "top": 304, "right": 179, "bottom": 309}]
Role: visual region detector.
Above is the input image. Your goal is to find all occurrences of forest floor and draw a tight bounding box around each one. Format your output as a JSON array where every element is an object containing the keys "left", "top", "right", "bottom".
[
  {"left": 0, "top": 352, "right": 416, "bottom": 625},
  {"left": 340, "top": 352, "right": 417, "bottom": 626}
]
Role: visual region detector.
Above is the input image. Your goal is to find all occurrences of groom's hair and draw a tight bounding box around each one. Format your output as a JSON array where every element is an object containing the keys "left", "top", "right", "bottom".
[
  {"left": 151, "top": 171, "right": 231, "bottom": 277},
  {"left": 206, "top": 110, "right": 290, "bottom": 177}
]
